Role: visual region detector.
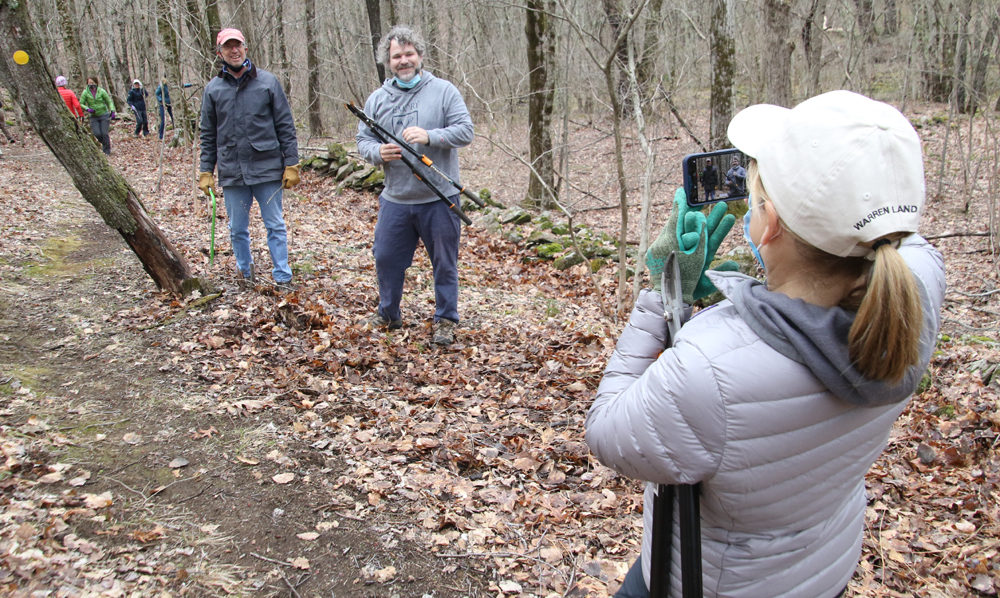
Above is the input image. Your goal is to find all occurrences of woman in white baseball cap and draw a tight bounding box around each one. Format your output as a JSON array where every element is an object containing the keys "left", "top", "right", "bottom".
[{"left": 587, "top": 90, "right": 945, "bottom": 598}]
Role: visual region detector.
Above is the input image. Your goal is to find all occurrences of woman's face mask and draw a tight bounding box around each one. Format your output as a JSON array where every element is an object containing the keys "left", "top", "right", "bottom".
[{"left": 743, "top": 199, "right": 766, "bottom": 271}]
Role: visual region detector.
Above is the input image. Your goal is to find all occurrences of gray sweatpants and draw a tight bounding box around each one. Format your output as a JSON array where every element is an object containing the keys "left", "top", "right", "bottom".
[{"left": 89, "top": 113, "right": 111, "bottom": 155}]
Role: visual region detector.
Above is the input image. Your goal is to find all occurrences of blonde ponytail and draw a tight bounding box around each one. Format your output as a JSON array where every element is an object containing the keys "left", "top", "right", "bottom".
[
  {"left": 747, "top": 159, "right": 924, "bottom": 383},
  {"left": 848, "top": 238, "right": 923, "bottom": 383}
]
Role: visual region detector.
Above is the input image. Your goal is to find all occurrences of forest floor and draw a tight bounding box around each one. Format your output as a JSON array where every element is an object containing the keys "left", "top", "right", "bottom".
[{"left": 0, "top": 105, "right": 998, "bottom": 598}]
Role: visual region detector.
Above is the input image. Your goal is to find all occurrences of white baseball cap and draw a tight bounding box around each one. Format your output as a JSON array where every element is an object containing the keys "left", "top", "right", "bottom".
[{"left": 727, "top": 90, "right": 924, "bottom": 257}]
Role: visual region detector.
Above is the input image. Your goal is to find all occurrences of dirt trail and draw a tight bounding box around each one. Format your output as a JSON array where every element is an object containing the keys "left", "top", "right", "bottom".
[{"left": 0, "top": 143, "right": 494, "bottom": 596}]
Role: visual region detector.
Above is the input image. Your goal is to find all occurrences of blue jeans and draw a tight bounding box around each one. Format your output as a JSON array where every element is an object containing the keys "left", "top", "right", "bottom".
[
  {"left": 373, "top": 197, "right": 460, "bottom": 323},
  {"left": 158, "top": 104, "right": 173, "bottom": 139},
  {"left": 223, "top": 180, "right": 291, "bottom": 283}
]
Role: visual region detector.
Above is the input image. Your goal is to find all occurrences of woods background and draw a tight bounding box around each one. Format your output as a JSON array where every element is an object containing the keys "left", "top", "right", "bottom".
[{"left": 6, "top": 0, "right": 1000, "bottom": 304}]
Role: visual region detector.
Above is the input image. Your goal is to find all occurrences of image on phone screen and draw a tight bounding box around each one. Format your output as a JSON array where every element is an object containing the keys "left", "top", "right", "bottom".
[{"left": 683, "top": 149, "right": 749, "bottom": 207}]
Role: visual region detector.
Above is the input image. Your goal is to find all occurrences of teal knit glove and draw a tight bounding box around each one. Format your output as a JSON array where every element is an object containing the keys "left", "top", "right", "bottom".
[{"left": 647, "top": 189, "right": 738, "bottom": 303}]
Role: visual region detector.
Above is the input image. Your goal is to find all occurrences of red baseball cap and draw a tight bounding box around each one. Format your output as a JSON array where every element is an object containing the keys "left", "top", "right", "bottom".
[{"left": 216, "top": 28, "right": 245, "bottom": 46}]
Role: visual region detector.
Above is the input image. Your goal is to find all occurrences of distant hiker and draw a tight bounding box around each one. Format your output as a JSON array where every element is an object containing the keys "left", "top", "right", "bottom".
[
  {"left": 127, "top": 79, "right": 150, "bottom": 138},
  {"left": 356, "top": 24, "right": 474, "bottom": 346},
  {"left": 55, "top": 76, "right": 84, "bottom": 120},
  {"left": 80, "top": 76, "right": 116, "bottom": 156},
  {"left": 586, "top": 91, "right": 945, "bottom": 598},
  {"left": 198, "top": 28, "right": 300, "bottom": 291},
  {"left": 700, "top": 157, "right": 718, "bottom": 202},
  {"left": 154, "top": 78, "right": 174, "bottom": 140}
]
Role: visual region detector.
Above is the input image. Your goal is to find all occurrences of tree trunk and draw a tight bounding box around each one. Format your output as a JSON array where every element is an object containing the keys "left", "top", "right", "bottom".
[
  {"left": 388, "top": 0, "right": 399, "bottom": 26},
  {"left": 968, "top": 14, "right": 998, "bottom": 115},
  {"left": 920, "top": 0, "right": 953, "bottom": 103},
  {"left": 114, "top": 10, "right": 131, "bottom": 83},
  {"left": 229, "top": 0, "right": 254, "bottom": 50},
  {"left": 763, "top": 0, "right": 794, "bottom": 107},
  {"left": 276, "top": 1, "right": 291, "bottom": 98},
  {"left": 85, "top": 2, "right": 126, "bottom": 111},
  {"left": 636, "top": 0, "right": 664, "bottom": 103},
  {"left": 305, "top": 0, "right": 324, "bottom": 136},
  {"left": 206, "top": 0, "right": 222, "bottom": 41},
  {"left": 524, "top": 0, "right": 556, "bottom": 208},
  {"left": 952, "top": 0, "right": 970, "bottom": 114},
  {"left": 184, "top": 0, "right": 215, "bottom": 82},
  {"left": 602, "top": 0, "right": 632, "bottom": 117},
  {"left": 0, "top": 0, "right": 204, "bottom": 296},
  {"left": 801, "top": 0, "right": 829, "bottom": 97},
  {"left": 54, "top": 0, "right": 88, "bottom": 90},
  {"left": 365, "top": 0, "right": 386, "bottom": 83},
  {"left": 854, "top": 0, "right": 876, "bottom": 44},
  {"left": 884, "top": 0, "right": 898, "bottom": 35},
  {"left": 709, "top": 0, "right": 734, "bottom": 150},
  {"left": 157, "top": 0, "right": 194, "bottom": 147}
]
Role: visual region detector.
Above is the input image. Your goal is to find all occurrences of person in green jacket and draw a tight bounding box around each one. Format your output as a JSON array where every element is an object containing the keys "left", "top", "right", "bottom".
[{"left": 79, "top": 76, "right": 116, "bottom": 155}]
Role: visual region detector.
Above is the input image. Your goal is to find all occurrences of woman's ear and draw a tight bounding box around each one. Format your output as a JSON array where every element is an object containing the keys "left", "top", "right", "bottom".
[{"left": 758, "top": 201, "right": 783, "bottom": 247}]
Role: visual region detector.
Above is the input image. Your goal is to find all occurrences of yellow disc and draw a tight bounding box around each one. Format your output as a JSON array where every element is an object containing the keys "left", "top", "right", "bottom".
[{"left": 13, "top": 51, "right": 29, "bottom": 65}]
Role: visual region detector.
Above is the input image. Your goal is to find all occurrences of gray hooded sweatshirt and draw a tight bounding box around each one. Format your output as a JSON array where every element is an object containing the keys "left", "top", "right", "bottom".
[
  {"left": 356, "top": 71, "right": 474, "bottom": 205},
  {"left": 587, "top": 235, "right": 945, "bottom": 598}
]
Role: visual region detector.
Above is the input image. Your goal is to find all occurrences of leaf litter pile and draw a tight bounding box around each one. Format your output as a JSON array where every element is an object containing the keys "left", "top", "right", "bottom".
[{"left": 1, "top": 108, "right": 999, "bottom": 597}]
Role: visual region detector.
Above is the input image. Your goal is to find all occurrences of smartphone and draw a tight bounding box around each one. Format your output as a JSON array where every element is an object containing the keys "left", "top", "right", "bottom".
[{"left": 682, "top": 148, "right": 749, "bottom": 207}]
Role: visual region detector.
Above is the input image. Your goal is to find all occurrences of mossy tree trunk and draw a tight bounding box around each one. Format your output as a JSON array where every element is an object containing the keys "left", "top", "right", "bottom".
[
  {"left": 183, "top": 0, "right": 215, "bottom": 82},
  {"left": 763, "top": 0, "right": 793, "bottom": 107},
  {"left": 525, "top": 0, "right": 556, "bottom": 209},
  {"left": 305, "top": 0, "right": 325, "bottom": 137},
  {"left": 54, "top": 0, "right": 87, "bottom": 90},
  {"left": 0, "top": 0, "right": 204, "bottom": 296},
  {"left": 157, "top": 0, "right": 195, "bottom": 148},
  {"left": 801, "top": 0, "right": 829, "bottom": 98},
  {"left": 709, "top": 0, "right": 735, "bottom": 150}
]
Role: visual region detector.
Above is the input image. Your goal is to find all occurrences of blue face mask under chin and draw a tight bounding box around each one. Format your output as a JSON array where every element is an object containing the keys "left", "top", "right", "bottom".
[
  {"left": 743, "top": 209, "right": 766, "bottom": 271},
  {"left": 394, "top": 73, "right": 421, "bottom": 89}
]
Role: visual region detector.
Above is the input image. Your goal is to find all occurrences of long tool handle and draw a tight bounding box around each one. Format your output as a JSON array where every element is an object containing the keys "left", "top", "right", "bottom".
[
  {"left": 649, "top": 484, "right": 674, "bottom": 598},
  {"left": 348, "top": 103, "right": 485, "bottom": 208},
  {"left": 678, "top": 484, "right": 703, "bottom": 598},
  {"left": 348, "top": 104, "right": 472, "bottom": 226},
  {"left": 649, "top": 254, "right": 702, "bottom": 598},
  {"left": 208, "top": 188, "right": 217, "bottom": 266}
]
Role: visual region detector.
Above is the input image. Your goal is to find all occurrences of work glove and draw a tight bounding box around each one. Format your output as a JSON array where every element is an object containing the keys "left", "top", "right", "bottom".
[
  {"left": 198, "top": 172, "right": 214, "bottom": 196},
  {"left": 110, "top": 111, "right": 117, "bottom": 120},
  {"left": 86, "top": 108, "right": 95, "bottom": 114},
  {"left": 282, "top": 165, "right": 300, "bottom": 189},
  {"left": 646, "top": 188, "right": 737, "bottom": 303}
]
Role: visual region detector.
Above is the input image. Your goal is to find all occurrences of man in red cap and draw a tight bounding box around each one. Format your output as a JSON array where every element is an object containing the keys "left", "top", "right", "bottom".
[{"left": 198, "top": 28, "right": 300, "bottom": 290}]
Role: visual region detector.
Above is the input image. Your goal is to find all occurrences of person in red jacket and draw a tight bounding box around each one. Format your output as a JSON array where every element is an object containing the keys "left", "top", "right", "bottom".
[{"left": 55, "top": 76, "right": 84, "bottom": 119}]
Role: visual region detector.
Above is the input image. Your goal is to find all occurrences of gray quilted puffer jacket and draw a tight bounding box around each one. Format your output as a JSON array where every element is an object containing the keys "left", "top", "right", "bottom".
[{"left": 587, "top": 235, "right": 945, "bottom": 598}]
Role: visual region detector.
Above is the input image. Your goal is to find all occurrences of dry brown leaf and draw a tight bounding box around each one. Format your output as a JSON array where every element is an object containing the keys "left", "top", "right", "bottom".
[
  {"left": 290, "top": 557, "right": 310, "bottom": 570},
  {"left": 82, "top": 492, "right": 113, "bottom": 509},
  {"left": 272, "top": 472, "right": 295, "bottom": 484}
]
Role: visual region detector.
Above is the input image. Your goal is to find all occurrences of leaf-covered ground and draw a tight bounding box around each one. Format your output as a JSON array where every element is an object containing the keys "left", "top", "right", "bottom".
[{"left": 0, "top": 105, "right": 998, "bottom": 598}]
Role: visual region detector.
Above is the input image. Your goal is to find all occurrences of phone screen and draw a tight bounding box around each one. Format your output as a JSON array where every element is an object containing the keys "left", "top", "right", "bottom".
[{"left": 683, "top": 149, "right": 749, "bottom": 207}]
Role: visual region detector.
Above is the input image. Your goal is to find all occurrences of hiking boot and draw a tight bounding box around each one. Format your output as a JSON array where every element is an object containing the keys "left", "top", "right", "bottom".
[
  {"left": 365, "top": 312, "right": 402, "bottom": 331},
  {"left": 274, "top": 280, "right": 295, "bottom": 293},
  {"left": 433, "top": 319, "right": 457, "bottom": 345},
  {"left": 237, "top": 264, "right": 255, "bottom": 289}
]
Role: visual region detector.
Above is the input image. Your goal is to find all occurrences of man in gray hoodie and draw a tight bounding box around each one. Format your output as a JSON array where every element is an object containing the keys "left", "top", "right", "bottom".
[{"left": 356, "top": 25, "right": 474, "bottom": 346}]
